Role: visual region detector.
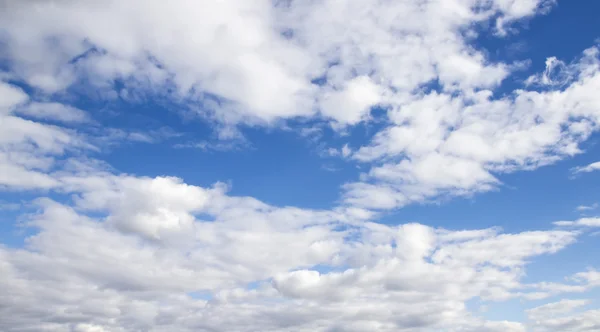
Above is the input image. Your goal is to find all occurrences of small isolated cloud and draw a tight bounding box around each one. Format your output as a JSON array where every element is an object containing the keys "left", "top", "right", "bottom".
[
  {"left": 525, "top": 56, "right": 572, "bottom": 87},
  {"left": 322, "top": 144, "right": 352, "bottom": 159},
  {"left": 572, "top": 161, "right": 600, "bottom": 175},
  {"left": 576, "top": 203, "right": 598, "bottom": 212},
  {"left": 174, "top": 139, "right": 249, "bottom": 152},
  {"left": 341, "top": 144, "right": 352, "bottom": 158},
  {"left": 321, "top": 164, "right": 340, "bottom": 172}
]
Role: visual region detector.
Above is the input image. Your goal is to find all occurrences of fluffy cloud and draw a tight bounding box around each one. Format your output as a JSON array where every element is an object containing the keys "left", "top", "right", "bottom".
[
  {"left": 0, "top": 179, "right": 598, "bottom": 331},
  {"left": 0, "top": 0, "right": 558, "bottom": 128},
  {"left": 0, "top": 80, "right": 178, "bottom": 191},
  {"left": 4, "top": 0, "right": 599, "bottom": 207},
  {"left": 319, "top": 76, "right": 384, "bottom": 126},
  {"left": 0, "top": 82, "right": 85, "bottom": 190},
  {"left": 346, "top": 46, "right": 600, "bottom": 209},
  {"left": 1, "top": 167, "right": 599, "bottom": 330},
  {"left": 1, "top": 0, "right": 600, "bottom": 331}
]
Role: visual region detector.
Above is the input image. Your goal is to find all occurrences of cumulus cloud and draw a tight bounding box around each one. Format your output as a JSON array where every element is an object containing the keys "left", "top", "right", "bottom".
[
  {"left": 0, "top": 178, "right": 597, "bottom": 331},
  {"left": 346, "top": 46, "right": 600, "bottom": 209},
  {"left": 3, "top": 1, "right": 599, "bottom": 208},
  {"left": 0, "top": 0, "right": 560, "bottom": 128},
  {"left": 1, "top": 0, "right": 600, "bottom": 331}
]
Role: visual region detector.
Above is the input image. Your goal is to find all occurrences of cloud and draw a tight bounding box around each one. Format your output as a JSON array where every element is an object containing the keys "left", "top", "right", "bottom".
[
  {"left": 322, "top": 144, "right": 352, "bottom": 159},
  {"left": 526, "top": 299, "right": 591, "bottom": 321},
  {"left": 14, "top": 102, "right": 90, "bottom": 124},
  {"left": 0, "top": 81, "right": 178, "bottom": 191},
  {"left": 0, "top": 82, "right": 86, "bottom": 190},
  {"left": 554, "top": 217, "right": 600, "bottom": 228},
  {"left": 0, "top": 180, "right": 595, "bottom": 331},
  {"left": 346, "top": 46, "right": 600, "bottom": 209},
  {"left": 0, "top": 165, "right": 597, "bottom": 330},
  {"left": 0, "top": 81, "right": 28, "bottom": 113},
  {"left": 0, "top": 124, "right": 599, "bottom": 331},
  {"left": 319, "top": 76, "right": 383, "bottom": 126},
  {"left": 0, "top": 0, "right": 559, "bottom": 129},
  {"left": 572, "top": 161, "right": 600, "bottom": 174},
  {"left": 576, "top": 203, "right": 598, "bottom": 212},
  {"left": 0, "top": 0, "right": 316, "bottom": 125},
  {"left": 526, "top": 299, "right": 600, "bottom": 332},
  {"left": 173, "top": 139, "right": 249, "bottom": 152},
  {"left": 3, "top": 0, "right": 598, "bottom": 209},
  {"left": 1, "top": 1, "right": 600, "bottom": 331},
  {"left": 525, "top": 56, "right": 572, "bottom": 87}
]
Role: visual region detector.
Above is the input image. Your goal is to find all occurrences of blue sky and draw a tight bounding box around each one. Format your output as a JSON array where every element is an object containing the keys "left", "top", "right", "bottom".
[{"left": 1, "top": 1, "right": 600, "bottom": 331}]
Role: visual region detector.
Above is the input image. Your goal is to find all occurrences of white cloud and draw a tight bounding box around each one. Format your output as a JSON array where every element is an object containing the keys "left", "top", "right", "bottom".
[
  {"left": 0, "top": 148, "right": 599, "bottom": 331},
  {"left": 0, "top": 184, "right": 594, "bottom": 331},
  {"left": 0, "top": 162, "right": 598, "bottom": 331},
  {"left": 0, "top": 81, "right": 178, "bottom": 191},
  {"left": 319, "top": 76, "right": 383, "bottom": 126},
  {"left": 554, "top": 217, "right": 600, "bottom": 228},
  {"left": 173, "top": 139, "right": 249, "bottom": 152},
  {"left": 3, "top": 1, "right": 598, "bottom": 209},
  {"left": 0, "top": 0, "right": 561, "bottom": 129},
  {"left": 0, "top": 0, "right": 317, "bottom": 125},
  {"left": 346, "top": 45, "right": 600, "bottom": 209},
  {"left": 15, "top": 102, "right": 90, "bottom": 124},
  {"left": 526, "top": 299, "right": 600, "bottom": 332},
  {"left": 576, "top": 203, "right": 598, "bottom": 212},
  {"left": 2, "top": 1, "right": 600, "bottom": 331},
  {"left": 572, "top": 161, "right": 600, "bottom": 174},
  {"left": 0, "top": 82, "right": 86, "bottom": 190},
  {"left": 525, "top": 56, "right": 572, "bottom": 87},
  {"left": 526, "top": 299, "right": 591, "bottom": 321},
  {"left": 341, "top": 144, "right": 351, "bottom": 158},
  {"left": 0, "top": 81, "right": 28, "bottom": 114}
]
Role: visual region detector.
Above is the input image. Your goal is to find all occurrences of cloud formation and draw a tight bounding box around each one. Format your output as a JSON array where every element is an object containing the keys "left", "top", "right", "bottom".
[
  {"left": 1, "top": 175, "right": 599, "bottom": 331},
  {"left": 1, "top": 0, "right": 600, "bottom": 331},
  {"left": 572, "top": 161, "right": 600, "bottom": 174}
]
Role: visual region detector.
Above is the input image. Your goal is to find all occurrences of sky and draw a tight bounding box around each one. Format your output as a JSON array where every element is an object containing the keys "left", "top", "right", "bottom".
[{"left": 1, "top": 0, "right": 600, "bottom": 331}]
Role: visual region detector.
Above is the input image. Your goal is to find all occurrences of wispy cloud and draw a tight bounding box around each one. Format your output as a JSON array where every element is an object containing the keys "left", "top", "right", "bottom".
[
  {"left": 576, "top": 203, "right": 598, "bottom": 212},
  {"left": 572, "top": 161, "right": 600, "bottom": 175},
  {"left": 173, "top": 139, "right": 250, "bottom": 152},
  {"left": 554, "top": 217, "right": 600, "bottom": 228}
]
